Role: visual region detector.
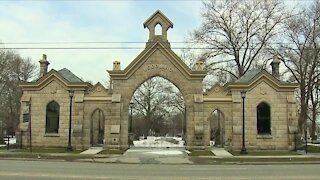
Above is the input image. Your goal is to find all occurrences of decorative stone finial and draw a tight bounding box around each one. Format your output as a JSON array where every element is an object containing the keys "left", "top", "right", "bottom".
[
  {"left": 113, "top": 61, "right": 121, "bottom": 70},
  {"left": 195, "top": 59, "right": 205, "bottom": 71},
  {"left": 270, "top": 55, "right": 280, "bottom": 79},
  {"left": 39, "top": 54, "right": 50, "bottom": 78}
]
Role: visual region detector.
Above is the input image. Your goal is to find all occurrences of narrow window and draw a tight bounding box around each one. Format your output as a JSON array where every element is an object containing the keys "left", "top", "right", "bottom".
[
  {"left": 257, "top": 102, "right": 271, "bottom": 134},
  {"left": 155, "top": 23, "right": 162, "bottom": 35},
  {"left": 46, "top": 101, "right": 60, "bottom": 133}
]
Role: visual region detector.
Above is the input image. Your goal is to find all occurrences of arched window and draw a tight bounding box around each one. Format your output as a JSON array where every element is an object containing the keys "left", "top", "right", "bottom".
[
  {"left": 257, "top": 102, "right": 271, "bottom": 134},
  {"left": 155, "top": 23, "right": 162, "bottom": 35},
  {"left": 46, "top": 101, "right": 60, "bottom": 133}
]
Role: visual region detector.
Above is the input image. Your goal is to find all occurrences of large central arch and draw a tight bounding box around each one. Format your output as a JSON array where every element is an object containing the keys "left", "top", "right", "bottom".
[
  {"left": 128, "top": 75, "right": 186, "bottom": 147},
  {"left": 107, "top": 11, "right": 206, "bottom": 149}
]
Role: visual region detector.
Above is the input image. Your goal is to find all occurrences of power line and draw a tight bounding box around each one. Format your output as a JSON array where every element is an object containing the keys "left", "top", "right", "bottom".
[
  {"left": 0, "top": 41, "right": 302, "bottom": 45},
  {"left": 0, "top": 47, "right": 317, "bottom": 50}
]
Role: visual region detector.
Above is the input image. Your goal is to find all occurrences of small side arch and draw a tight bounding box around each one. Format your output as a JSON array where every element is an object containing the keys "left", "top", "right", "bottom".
[
  {"left": 91, "top": 108, "right": 105, "bottom": 146},
  {"left": 209, "top": 109, "right": 225, "bottom": 147}
]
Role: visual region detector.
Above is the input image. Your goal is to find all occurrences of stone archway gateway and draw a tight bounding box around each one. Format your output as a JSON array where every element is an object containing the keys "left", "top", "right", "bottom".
[
  {"left": 19, "top": 10, "right": 298, "bottom": 151},
  {"left": 108, "top": 11, "right": 207, "bottom": 148}
]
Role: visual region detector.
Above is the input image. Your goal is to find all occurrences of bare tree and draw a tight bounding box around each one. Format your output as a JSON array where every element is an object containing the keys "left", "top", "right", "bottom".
[
  {"left": 309, "top": 79, "right": 320, "bottom": 140},
  {"left": 192, "top": 0, "right": 287, "bottom": 80},
  {"left": 131, "top": 76, "right": 185, "bottom": 137},
  {"left": 274, "top": 0, "right": 320, "bottom": 133},
  {"left": 0, "top": 50, "right": 36, "bottom": 144}
]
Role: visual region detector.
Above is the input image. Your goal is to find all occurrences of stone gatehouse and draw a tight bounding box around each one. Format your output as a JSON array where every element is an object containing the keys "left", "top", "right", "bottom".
[{"left": 18, "top": 11, "right": 298, "bottom": 151}]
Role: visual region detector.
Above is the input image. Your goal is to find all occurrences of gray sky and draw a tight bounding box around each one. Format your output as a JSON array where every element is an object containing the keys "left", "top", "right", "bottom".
[{"left": 0, "top": 0, "right": 310, "bottom": 85}]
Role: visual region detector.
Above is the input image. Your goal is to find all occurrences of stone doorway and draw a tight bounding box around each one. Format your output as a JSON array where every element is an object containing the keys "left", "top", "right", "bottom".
[
  {"left": 210, "top": 109, "right": 225, "bottom": 147},
  {"left": 91, "top": 109, "right": 105, "bottom": 146}
]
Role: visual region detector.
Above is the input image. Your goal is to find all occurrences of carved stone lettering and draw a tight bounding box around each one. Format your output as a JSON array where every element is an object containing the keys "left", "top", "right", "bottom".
[{"left": 143, "top": 64, "right": 173, "bottom": 72}]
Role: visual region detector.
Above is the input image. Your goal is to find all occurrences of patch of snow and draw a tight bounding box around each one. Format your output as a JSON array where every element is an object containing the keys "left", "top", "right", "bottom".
[
  {"left": 0, "top": 137, "right": 16, "bottom": 147},
  {"left": 133, "top": 136, "right": 185, "bottom": 148},
  {"left": 145, "top": 150, "right": 183, "bottom": 155},
  {"left": 2, "top": 137, "right": 16, "bottom": 145}
]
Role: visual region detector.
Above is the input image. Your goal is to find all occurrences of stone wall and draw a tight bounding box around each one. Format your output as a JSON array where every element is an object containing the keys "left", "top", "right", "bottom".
[
  {"left": 20, "top": 80, "right": 85, "bottom": 149},
  {"left": 230, "top": 81, "right": 297, "bottom": 150}
]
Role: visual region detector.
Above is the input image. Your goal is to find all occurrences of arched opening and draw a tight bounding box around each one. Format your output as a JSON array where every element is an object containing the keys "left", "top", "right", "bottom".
[
  {"left": 45, "top": 101, "right": 60, "bottom": 134},
  {"left": 155, "top": 23, "right": 162, "bottom": 35},
  {"left": 91, "top": 108, "right": 105, "bottom": 146},
  {"left": 210, "top": 109, "right": 225, "bottom": 147},
  {"left": 128, "top": 76, "right": 185, "bottom": 147},
  {"left": 257, "top": 102, "right": 271, "bottom": 134}
]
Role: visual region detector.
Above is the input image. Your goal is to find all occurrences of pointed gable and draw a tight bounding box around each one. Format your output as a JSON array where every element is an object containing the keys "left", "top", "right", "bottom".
[
  {"left": 87, "top": 82, "right": 109, "bottom": 97},
  {"left": 205, "top": 84, "right": 229, "bottom": 97},
  {"left": 143, "top": 10, "right": 173, "bottom": 29},
  {"left": 227, "top": 69, "right": 298, "bottom": 91},
  {"left": 20, "top": 69, "right": 89, "bottom": 91},
  {"left": 108, "top": 40, "right": 206, "bottom": 80}
]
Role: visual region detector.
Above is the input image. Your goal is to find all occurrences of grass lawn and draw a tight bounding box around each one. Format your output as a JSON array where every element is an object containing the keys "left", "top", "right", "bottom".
[
  {"left": 10, "top": 148, "right": 82, "bottom": 154},
  {"left": 229, "top": 150, "right": 300, "bottom": 156},
  {"left": 307, "top": 145, "right": 320, "bottom": 153},
  {"left": 188, "top": 150, "right": 215, "bottom": 156},
  {"left": 98, "top": 149, "right": 125, "bottom": 155}
]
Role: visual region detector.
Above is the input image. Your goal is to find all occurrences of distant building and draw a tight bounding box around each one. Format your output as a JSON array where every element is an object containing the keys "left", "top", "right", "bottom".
[{"left": 18, "top": 11, "right": 298, "bottom": 150}]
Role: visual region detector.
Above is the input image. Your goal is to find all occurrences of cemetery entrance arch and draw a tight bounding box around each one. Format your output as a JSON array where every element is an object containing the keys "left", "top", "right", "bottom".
[{"left": 107, "top": 11, "right": 207, "bottom": 149}]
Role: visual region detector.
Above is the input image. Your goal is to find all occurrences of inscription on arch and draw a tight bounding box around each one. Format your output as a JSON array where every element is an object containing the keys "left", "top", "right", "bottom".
[{"left": 143, "top": 64, "right": 173, "bottom": 72}]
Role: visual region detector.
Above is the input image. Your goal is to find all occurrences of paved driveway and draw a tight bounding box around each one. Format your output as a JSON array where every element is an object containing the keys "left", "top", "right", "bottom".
[{"left": 118, "top": 147, "right": 191, "bottom": 164}]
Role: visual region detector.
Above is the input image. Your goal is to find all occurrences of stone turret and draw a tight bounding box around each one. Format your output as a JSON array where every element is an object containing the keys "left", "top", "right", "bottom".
[
  {"left": 143, "top": 10, "right": 173, "bottom": 43},
  {"left": 39, "top": 54, "right": 50, "bottom": 78},
  {"left": 270, "top": 55, "right": 280, "bottom": 79}
]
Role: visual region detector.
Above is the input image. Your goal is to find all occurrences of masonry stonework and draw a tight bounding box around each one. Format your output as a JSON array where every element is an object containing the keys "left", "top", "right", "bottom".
[{"left": 18, "top": 11, "right": 298, "bottom": 151}]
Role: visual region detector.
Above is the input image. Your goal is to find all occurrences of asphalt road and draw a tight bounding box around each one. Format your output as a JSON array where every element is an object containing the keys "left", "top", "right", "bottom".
[{"left": 0, "top": 160, "right": 319, "bottom": 180}]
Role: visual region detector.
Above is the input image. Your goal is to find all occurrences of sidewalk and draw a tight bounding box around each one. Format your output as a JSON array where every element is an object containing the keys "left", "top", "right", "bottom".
[{"left": 1, "top": 148, "right": 320, "bottom": 165}]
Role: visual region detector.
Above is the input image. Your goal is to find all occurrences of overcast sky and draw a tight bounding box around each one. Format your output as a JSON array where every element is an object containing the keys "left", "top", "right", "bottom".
[
  {"left": 0, "top": 1, "right": 203, "bottom": 84},
  {"left": 0, "top": 0, "right": 309, "bottom": 85}
]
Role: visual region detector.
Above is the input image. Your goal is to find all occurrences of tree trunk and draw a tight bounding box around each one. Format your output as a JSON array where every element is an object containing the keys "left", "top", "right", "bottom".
[
  {"left": 311, "top": 110, "right": 317, "bottom": 141},
  {"left": 299, "top": 102, "right": 308, "bottom": 132},
  {"left": 0, "top": 133, "right": 4, "bottom": 144}
]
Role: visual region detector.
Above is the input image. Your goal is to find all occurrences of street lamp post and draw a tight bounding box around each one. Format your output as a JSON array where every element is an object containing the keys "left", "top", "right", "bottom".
[
  {"left": 240, "top": 91, "right": 248, "bottom": 154},
  {"left": 128, "top": 102, "right": 134, "bottom": 147},
  {"left": 129, "top": 102, "right": 133, "bottom": 133},
  {"left": 67, "top": 90, "right": 74, "bottom": 151}
]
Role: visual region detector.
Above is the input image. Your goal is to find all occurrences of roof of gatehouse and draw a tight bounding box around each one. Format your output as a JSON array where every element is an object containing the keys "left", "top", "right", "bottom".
[{"left": 57, "top": 68, "right": 83, "bottom": 83}]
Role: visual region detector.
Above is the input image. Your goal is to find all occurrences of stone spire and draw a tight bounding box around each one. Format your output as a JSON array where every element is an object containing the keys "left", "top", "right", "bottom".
[{"left": 39, "top": 54, "right": 50, "bottom": 78}]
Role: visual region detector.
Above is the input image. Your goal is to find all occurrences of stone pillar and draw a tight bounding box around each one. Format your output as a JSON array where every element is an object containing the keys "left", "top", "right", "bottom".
[{"left": 193, "top": 94, "right": 206, "bottom": 149}]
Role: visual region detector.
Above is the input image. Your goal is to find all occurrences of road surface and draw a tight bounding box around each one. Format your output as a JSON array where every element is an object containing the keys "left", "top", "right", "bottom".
[{"left": 0, "top": 159, "right": 319, "bottom": 179}]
